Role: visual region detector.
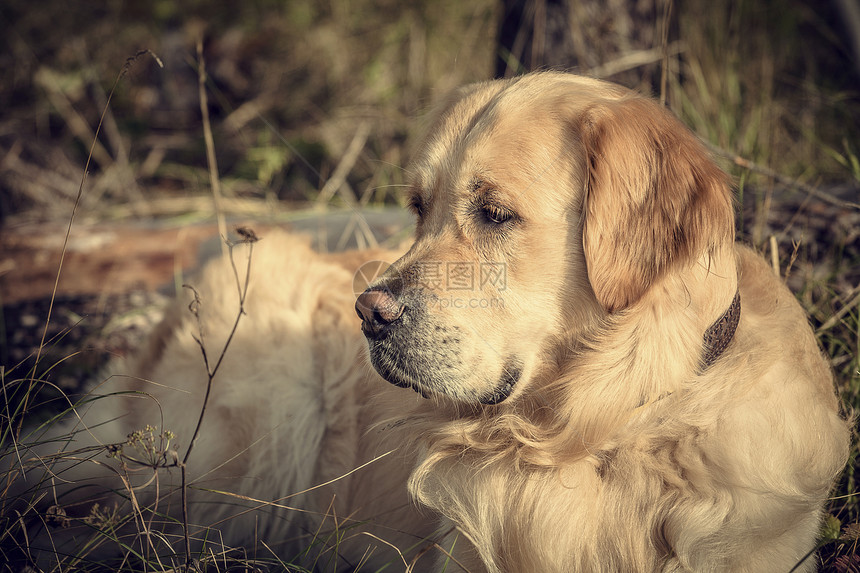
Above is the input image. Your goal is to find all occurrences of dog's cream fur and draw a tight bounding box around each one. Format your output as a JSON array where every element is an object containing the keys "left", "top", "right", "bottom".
[
  {"left": 16, "top": 238, "right": 432, "bottom": 570},
  {"left": 21, "top": 72, "right": 849, "bottom": 572}
]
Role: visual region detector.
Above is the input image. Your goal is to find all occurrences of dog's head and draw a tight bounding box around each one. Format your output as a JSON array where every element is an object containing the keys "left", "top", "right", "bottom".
[{"left": 356, "top": 72, "right": 734, "bottom": 405}]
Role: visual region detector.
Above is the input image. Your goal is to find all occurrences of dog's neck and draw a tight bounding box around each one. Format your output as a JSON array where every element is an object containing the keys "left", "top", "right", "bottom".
[{"left": 554, "top": 245, "right": 741, "bottom": 416}]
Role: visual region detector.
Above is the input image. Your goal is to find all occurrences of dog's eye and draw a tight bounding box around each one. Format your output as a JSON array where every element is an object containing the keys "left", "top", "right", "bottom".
[
  {"left": 408, "top": 197, "right": 425, "bottom": 219},
  {"left": 479, "top": 203, "right": 514, "bottom": 226}
]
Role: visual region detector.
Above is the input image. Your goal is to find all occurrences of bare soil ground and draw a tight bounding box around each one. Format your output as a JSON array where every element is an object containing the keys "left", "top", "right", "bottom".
[{"left": 0, "top": 208, "right": 413, "bottom": 391}]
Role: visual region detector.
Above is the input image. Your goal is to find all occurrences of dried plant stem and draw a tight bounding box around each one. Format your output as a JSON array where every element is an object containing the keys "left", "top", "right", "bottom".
[
  {"left": 659, "top": 0, "right": 674, "bottom": 106},
  {"left": 180, "top": 237, "right": 256, "bottom": 568},
  {"left": 704, "top": 141, "right": 860, "bottom": 210},
  {"left": 769, "top": 235, "right": 780, "bottom": 276},
  {"left": 588, "top": 43, "right": 684, "bottom": 80},
  {"left": 315, "top": 121, "right": 370, "bottom": 206},
  {"left": 179, "top": 40, "right": 249, "bottom": 566},
  {"left": 817, "top": 287, "right": 860, "bottom": 334},
  {"left": 197, "top": 38, "right": 228, "bottom": 258}
]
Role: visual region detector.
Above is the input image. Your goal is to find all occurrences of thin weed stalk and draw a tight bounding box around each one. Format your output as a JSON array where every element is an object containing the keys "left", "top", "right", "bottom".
[
  {"left": 702, "top": 140, "right": 860, "bottom": 210},
  {"left": 21, "top": 50, "right": 163, "bottom": 439},
  {"left": 175, "top": 38, "right": 251, "bottom": 568},
  {"left": 179, "top": 233, "right": 257, "bottom": 569},
  {"left": 659, "top": 0, "right": 673, "bottom": 107},
  {"left": 197, "top": 37, "right": 228, "bottom": 258}
]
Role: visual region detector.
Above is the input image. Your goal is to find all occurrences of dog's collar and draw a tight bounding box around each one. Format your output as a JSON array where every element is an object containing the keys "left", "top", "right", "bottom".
[
  {"left": 700, "top": 290, "right": 741, "bottom": 370},
  {"left": 634, "top": 291, "right": 740, "bottom": 410}
]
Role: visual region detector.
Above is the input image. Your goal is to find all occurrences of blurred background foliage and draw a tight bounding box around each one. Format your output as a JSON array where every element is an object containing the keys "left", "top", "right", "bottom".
[
  {"left": 0, "top": 0, "right": 498, "bottom": 219},
  {"left": 0, "top": 0, "right": 857, "bottom": 223}
]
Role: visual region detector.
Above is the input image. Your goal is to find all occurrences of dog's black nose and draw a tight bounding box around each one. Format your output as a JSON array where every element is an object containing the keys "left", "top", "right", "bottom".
[{"left": 355, "top": 288, "right": 404, "bottom": 339}]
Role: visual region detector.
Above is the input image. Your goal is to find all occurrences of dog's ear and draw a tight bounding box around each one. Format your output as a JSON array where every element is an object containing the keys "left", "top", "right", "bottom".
[{"left": 580, "top": 97, "right": 735, "bottom": 313}]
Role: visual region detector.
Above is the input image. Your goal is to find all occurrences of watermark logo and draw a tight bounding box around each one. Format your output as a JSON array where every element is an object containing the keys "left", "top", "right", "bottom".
[
  {"left": 432, "top": 295, "right": 505, "bottom": 310},
  {"left": 352, "top": 260, "right": 507, "bottom": 310},
  {"left": 411, "top": 262, "right": 507, "bottom": 292},
  {"left": 480, "top": 262, "right": 507, "bottom": 291},
  {"left": 352, "top": 260, "right": 395, "bottom": 298}
]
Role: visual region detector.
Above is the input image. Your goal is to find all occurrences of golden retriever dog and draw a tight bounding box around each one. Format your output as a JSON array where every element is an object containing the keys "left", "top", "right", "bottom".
[
  {"left": 349, "top": 72, "right": 850, "bottom": 572},
  {"left": 15, "top": 72, "right": 849, "bottom": 572}
]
